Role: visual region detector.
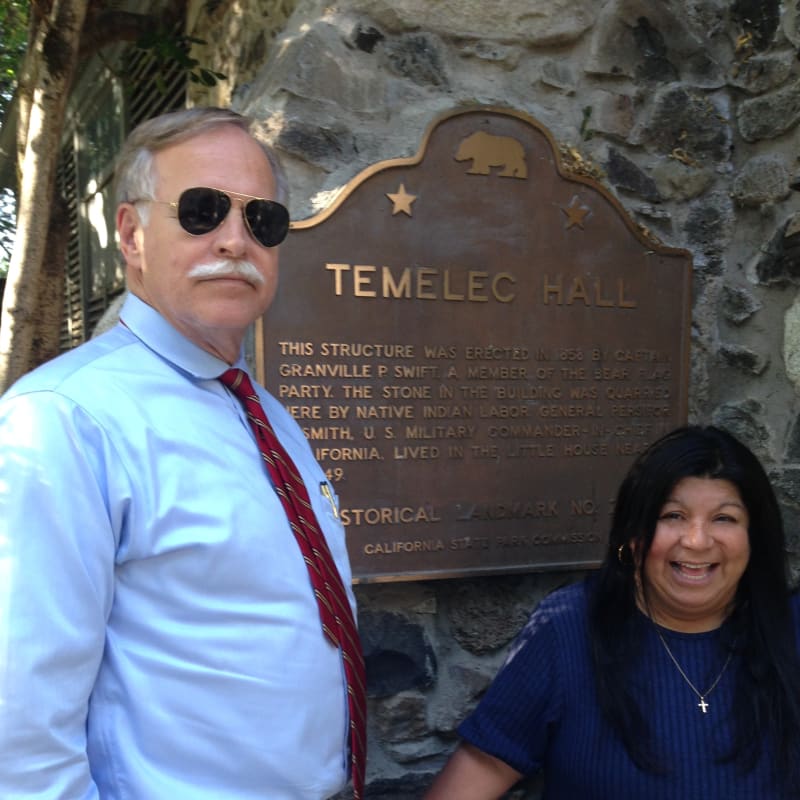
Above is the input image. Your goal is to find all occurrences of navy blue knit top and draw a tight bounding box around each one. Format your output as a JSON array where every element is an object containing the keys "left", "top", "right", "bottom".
[{"left": 458, "top": 581, "right": 800, "bottom": 800}]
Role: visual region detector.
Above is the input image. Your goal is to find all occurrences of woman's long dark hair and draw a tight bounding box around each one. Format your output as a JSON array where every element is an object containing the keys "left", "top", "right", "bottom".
[{"left": 588, "top": 425, "right": 800, "bottom": 790}]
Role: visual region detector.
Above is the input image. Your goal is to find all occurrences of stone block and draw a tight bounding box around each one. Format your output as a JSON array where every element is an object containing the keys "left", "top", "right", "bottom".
[
  {"left": 360, "top": 610, "right": 437, "bottom": 697},
  {"left": 718, "top": 343, "right": 769, "bottom": 376},
  {"left": 738, "top": 82, "right": 800, "bottom": 142},
  {"left": 721, "top": 285, "right": 761, "bottom": 326},
  {"left": 731, "top": 154, "right": 790, "bottom": 207}
]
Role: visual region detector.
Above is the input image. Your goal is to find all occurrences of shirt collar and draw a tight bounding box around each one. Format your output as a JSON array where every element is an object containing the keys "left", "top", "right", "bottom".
[{"left": 117, "top": 293, "right": 245, "bottom": 380}]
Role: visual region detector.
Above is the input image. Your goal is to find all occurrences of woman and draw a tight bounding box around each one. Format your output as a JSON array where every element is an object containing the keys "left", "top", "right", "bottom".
[{"left": 425, "top": 426, "right": 800, "bottom": 799}]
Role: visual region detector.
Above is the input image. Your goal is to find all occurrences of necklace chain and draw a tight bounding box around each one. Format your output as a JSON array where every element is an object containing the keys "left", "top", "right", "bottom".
[{"left": 654, "top": 628, "right": 734, "bottom": 714}]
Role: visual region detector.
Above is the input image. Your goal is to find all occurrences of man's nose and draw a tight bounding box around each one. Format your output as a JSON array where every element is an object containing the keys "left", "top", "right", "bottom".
[{"left": 213, "top": 202, "right": 248, "bottom": 257}]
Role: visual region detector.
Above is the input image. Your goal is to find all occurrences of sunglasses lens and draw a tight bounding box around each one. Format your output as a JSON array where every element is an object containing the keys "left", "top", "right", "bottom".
[
  {"left": 178, "top": 188, "right": 230, "bottom": 235},
  {"left": 245, "top": 200, "right": 290, "bottom": 248}
]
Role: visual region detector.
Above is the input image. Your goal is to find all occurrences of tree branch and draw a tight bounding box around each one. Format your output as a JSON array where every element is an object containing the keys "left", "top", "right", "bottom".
[{"left": 78, "top": 2, "right": 188, "bottom": 60}]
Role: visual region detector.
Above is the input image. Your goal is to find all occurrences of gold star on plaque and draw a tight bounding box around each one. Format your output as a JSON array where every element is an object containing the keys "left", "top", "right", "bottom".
[
  {"left": 561, "top": 196, "right": 591, "bottom": 229},
  {"left": 386, "top": 183, "right": 417, "bottom": 216}
]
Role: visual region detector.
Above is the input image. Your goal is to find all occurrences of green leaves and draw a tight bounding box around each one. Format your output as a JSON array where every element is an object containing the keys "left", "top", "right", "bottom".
[
  {"left": 135, "top": 29, "right": 226, "bottom": 92},
  {"left": 0, "top": 0, "right": 28, "bottom": 117}
]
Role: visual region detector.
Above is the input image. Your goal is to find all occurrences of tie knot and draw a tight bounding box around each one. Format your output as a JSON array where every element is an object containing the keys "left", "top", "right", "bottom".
[{"left": 220, "top": 368, "right": 253, "bottom": 400}]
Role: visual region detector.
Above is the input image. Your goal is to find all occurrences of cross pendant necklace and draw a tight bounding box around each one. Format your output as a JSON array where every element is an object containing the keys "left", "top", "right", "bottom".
[{"left": 655, "top": 628, "right": 733, "bottom": 713}]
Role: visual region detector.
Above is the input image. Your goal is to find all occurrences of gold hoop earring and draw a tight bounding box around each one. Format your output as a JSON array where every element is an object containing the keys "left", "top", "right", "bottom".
[{"left": 617, "top": 544, "right": 627, "bottom": 564}]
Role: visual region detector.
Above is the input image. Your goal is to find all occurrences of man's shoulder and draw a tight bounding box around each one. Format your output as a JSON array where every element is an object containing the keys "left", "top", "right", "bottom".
[{"left": 3, "top": 327, "right": 137, "bottom": 401}]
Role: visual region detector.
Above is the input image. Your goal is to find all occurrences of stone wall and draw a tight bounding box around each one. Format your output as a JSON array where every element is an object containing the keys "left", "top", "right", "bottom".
[{"left": 190, "top": 1, "right": 800, "bottom": 796}]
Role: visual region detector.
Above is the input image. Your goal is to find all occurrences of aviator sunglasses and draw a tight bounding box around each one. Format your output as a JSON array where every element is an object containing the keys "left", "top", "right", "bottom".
[{"left": 143, "top": 186, "right": 290, "bottom": 248}]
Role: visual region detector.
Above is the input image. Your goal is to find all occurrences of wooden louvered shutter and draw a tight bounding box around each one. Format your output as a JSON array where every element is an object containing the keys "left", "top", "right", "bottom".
[{"left": 58, "top": 40, "right": 186, "bottom": 350}]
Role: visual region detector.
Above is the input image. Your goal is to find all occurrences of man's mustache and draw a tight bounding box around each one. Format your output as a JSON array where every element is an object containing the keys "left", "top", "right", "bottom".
[{"left": 187, "top": 259, "right": 265, "bottom": 286}]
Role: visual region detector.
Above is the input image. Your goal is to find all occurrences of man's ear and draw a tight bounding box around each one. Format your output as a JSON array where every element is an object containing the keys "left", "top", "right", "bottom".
[{"left": 117, "top": 203, "right": 143, "bottom": 266}]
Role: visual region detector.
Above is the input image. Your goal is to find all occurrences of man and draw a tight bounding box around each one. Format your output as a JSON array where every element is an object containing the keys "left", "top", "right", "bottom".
[{"left": 0, "top": 107, "right": 365, "bottom": 799}]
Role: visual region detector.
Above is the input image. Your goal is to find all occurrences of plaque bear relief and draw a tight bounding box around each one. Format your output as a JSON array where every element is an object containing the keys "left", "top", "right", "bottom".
[{"left": 257, "top": 107, "right": 691, "bottom": 582}]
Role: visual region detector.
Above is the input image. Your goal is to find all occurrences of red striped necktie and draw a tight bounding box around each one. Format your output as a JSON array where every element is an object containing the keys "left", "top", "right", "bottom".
[{"left": 220, "top": 368, "right": 367, "bottom": 798}]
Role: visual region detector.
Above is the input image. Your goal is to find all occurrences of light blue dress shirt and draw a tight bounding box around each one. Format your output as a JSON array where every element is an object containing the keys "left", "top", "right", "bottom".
[{"left": 0, "top": 294, "right": 355, "bottom": 799}]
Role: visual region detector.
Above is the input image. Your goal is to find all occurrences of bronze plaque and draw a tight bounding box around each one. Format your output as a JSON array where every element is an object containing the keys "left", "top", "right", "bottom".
[{"left": 257, "top": 107, "right": 691, "bottom": 583}]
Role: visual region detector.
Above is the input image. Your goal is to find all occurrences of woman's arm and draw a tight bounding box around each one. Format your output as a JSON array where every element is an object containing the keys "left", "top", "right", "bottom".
[{"left": 424, "top": 742, "right": 524, "bottom": 800}]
